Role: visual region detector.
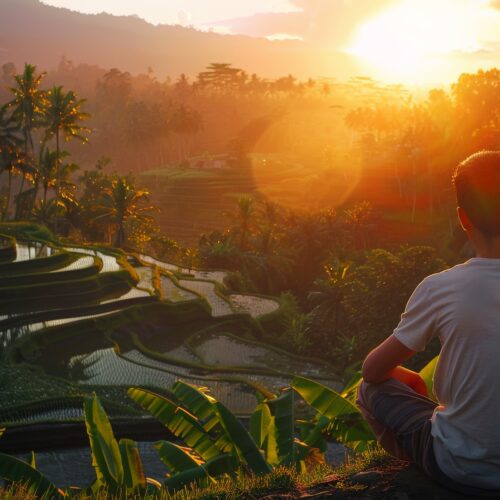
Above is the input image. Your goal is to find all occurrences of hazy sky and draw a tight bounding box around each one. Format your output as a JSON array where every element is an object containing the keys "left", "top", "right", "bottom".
[
  {"left": 41, "top": 0, "right": 301, "bottom": 27},
  {"left": 41, "top": 0, "right": 500, "bottom": 83}
]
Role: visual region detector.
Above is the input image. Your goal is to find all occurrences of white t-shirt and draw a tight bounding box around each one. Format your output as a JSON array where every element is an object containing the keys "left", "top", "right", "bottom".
[{"left": 393, "top": 258, "right": 500, "bottom": 489}]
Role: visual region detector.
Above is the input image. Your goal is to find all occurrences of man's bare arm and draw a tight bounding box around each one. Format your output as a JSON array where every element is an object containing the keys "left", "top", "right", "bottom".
[{"left": 362, "top": 335, "right": 428, "bottom": 395}]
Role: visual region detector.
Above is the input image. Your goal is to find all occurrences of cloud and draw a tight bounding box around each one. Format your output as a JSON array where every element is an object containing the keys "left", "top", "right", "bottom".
[{"left": 207, "top": 0, "right": 397, "bottom": 48}]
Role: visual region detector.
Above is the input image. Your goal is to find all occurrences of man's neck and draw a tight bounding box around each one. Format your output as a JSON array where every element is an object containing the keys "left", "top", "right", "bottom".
[{"left": 474, "top": 237, "right": 500, "bottom": 259}]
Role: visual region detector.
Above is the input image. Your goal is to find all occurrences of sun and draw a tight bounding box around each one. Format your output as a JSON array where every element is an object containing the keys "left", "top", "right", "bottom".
[{"left": 346, "top": 0, "right": 480, "bottom": 84}]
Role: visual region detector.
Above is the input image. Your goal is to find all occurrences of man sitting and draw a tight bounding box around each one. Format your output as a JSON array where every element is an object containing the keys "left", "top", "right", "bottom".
[{"left": 357, "top": 151, "right": 500, "bottom": 495}]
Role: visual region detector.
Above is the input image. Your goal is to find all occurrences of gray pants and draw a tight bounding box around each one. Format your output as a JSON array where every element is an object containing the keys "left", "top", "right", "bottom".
[{"left": 357, "top": 378, "right": 500, "bottom": 497}]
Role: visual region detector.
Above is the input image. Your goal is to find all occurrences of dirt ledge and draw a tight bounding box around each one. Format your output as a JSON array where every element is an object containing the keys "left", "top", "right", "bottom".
[{"left": 267, "top": 459, "right": 486, "bottom": 499}]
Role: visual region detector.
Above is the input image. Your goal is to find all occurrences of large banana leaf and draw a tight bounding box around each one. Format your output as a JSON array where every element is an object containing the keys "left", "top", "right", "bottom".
[
  {"left": 419, "top": 355, "right": 438, "bottom": 401},
  {"left": 292, "top": 376, "right": 374, "bottom": 449},
  {"left": 0, "top": 452, "right": 62, "bottom": 498},
  {"left": 128, "top": 387, "right": 221, "bottom": 461},
  {"left": 171, "top": 381, "right": 229, "bottom": 450},
  {"left": 326, "top": 413, "right": 375, "bottom": 450},
  {"left": 119, "top": 438, "right": 146, "bottom": 491},
  {"left": 292, "top": 376, "right": 360, "bottom": 418},
  {"left": 214, "top": 401, "right": 271, "bottom": 474},
  {"left": 292, "top": 438, "right": 311, "bottom": 472},
  {"left": 299, "top": 415, "right": 329, "bottom": 451},
  {"left": 250, "top": 403, "right": 272, "bottom": 448},
  {"left": 155, "top": 440, "right": 204, "bottom": 474},
  {"left": 265, "top": 389, "right": 294, "bottom": 465},
  {"left": 164, "top": 454, "right": 237, "bottom": 493},
  {"left": 172, "top": 382, "right": 217, "bottom": 423},
  {"left": 84, "top": 394, "right": 124, "bottom": 489},
  {"left": 250, "top": 403, "right": 278, "bottom": 466},
  {"left": 341, "top": 371, "right": 363, "bottom": 404}
]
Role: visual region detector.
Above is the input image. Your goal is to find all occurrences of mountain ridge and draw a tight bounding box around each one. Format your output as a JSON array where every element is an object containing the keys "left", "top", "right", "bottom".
[{"left": 0, "top": 0, "right": 359, "bottom": 79}]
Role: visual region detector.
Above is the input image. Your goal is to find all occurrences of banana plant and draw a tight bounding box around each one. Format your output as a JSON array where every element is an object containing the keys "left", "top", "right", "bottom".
[
  {"left": 292, "top": 376, "right": 376, "bottom": 452},
  {"left": 291, "top": 355, "right": 440, "bottom": 452},
  {"left": 0, "top": 426, "right": 64, "bottom": 498},
  {"left": 83, "top": 393, "right": 161, "bottom": 495},
  {"left": 128, "top": 381, "right": 328, "bottom": 491},
  {"left": 0, "top": 453, "right": 64, "bottom": 498}
]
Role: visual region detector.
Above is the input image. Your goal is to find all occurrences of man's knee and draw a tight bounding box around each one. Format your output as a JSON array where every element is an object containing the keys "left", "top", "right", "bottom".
[{"left": 357, "top": 379, "right": 382, "bottom": 410}]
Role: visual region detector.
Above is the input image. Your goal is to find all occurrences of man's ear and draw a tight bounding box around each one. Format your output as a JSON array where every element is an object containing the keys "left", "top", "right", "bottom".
[{"left": 457, "top": 206, "right": 473, "bottom": 231}]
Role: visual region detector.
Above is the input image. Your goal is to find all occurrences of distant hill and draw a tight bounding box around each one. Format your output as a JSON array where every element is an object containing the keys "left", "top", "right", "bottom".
[{"left": 0, "top": 0, "right": 360, "bottom": 79}]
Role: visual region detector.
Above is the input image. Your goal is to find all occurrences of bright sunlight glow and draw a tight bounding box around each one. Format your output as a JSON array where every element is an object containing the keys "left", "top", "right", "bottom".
[{"left": 346, "top": 0, "right": 481, "bottom": 83}]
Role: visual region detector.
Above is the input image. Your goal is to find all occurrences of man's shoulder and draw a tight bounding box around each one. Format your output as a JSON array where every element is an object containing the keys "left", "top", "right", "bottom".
[{"left": 418, "top": 262, "right": 468, "bottom": 290}]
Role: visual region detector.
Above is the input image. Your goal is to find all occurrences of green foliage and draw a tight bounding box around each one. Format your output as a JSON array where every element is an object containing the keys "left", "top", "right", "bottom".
[
  {"left": 83, "top": 393, "right": 151, "bottom": 495},
  {"left": 127, "top": 377, "right": 376, "bottom": 493},
  {"left": 127, "top": 381, "right": 325, "bottom": 491},
  {"left": 292, "top": 376, "right": 375, "bottom": 452},
  {"left": 0, "top": 222, "right": 58, "bottom": 245},
  {"left": 307, "top": 246, "right": 447, "bottom": 369},
  {"left": 0, "top": 453, "right": 62, "bottom": 498},
  {"left": 0, "top": 375, "right": 382, "bottom": 496}
]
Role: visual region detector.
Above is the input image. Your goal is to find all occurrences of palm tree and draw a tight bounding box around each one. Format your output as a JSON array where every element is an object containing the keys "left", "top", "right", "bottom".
[
  {"left": 8, "top": 64, "right": 46, "bottom": 218},
  {"left": 93, "top": 175, "right": 157, "bottom": 247},
  {"left": 42, "top": 85, "right": 90, "bottom": 221},
  {"left": 0, "top": 104, "right": 21, "bottom": 151},
  {"left": 0, "top": 147, "right": 23, "bottom": 221},
  {"left": 37, "top": 147, "right": 79, "bottom": 205},
  {"left": 0, "top": 104, "right": 23, "bottom": 219}
]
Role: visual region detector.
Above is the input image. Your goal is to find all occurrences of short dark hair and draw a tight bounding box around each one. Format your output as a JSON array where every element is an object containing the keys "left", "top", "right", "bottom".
[{"left": 453, "top": 151, "right": 500, "bottom": 237}]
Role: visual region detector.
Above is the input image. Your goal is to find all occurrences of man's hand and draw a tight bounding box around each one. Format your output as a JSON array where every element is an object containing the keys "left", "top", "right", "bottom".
[{"left": 387, "top": 365, "right": 428, "bottom": 396}]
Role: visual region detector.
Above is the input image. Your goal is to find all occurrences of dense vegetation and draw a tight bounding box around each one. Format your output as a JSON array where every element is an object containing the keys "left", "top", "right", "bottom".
[
  {"left": 1, "top": 63, "right": 499, "bottom": 369},
  {"left": 0, "top": 58, "right": 498, "bottom": 496}
]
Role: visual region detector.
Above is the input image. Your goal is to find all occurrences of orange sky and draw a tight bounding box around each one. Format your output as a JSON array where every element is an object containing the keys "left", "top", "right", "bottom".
[{"left": 42, "top": 0, "right": 500, "bottom": 85}]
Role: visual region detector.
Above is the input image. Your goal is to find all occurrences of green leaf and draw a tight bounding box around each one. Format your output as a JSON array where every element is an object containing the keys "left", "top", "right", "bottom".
[
  {"left": 340, "top": 371, "right": 363, "bottom": 404},
  {"left": 0, "top": 452, "right": 62, "bottom": 498},
  {"left": 213, "top": 401, "right": 271, "bottom": 475},
  {"left": 326, "top": 413, "right": 375, "bottom": 450},
  {"left": 119, "top": 438, "right": 146, "bottom": 491},
  {"left": 29, "top": 451, "right": 36, "bottom": 469},
  {"left": 84, "top": 393, "right": 124, "bottom": 489},
  {"left": 250, "top": 403, "right": 272, "bottom": 448},
  {"left": 419, "top": 355, "right": 438, "bottom": 401},
  {"left": 301, "top": 415, "right": 329, "bottom": 451},
  {"left": 250, "top": 404, "right": 278, "bottom": 466},
  {"left": 266, "top": 389, "right": 294, "bottom": 465},
  {"left": 292, "top": 376, "right": 359, "bottom": 419},
  {"left": 128, "top": 387, "right": 221, "bottom": 461},
  {"left": 154, "top": 440, "right": 204, "bottom": 474},
  {"left": 164, "top": 454, "right": 236, "bottom": 493},
  {"left": 292, "top": 376, "right": 374, "bottom": 448},
  {"left": 171, "top": 382, "right": 221, "bottom": 434},
  {"left": 172, "top": 382, "right": 217, "bottom": 422}
]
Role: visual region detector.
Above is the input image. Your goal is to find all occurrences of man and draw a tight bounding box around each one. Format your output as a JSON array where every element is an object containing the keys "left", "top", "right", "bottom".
[{"left": 357, "top": 151, "right": 500, "bottom": 496}]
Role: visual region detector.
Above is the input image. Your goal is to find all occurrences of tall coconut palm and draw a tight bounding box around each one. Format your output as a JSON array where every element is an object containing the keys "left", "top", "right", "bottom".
[
  {"left": 0, "top": 147, "right": 23, "bottom": 221},
  {"left": 0, "top": 104, "right": 24, "bottom": 220},
  {"left": 8, "top": 64, "right": 46, "bottom": 218},
  {"left": 42, "top": 85, "right": 90, "bottom": 222},
  {"left": 0, "top": 104, "right": 21, "bottom": 151},
  {"left": 94, "top": 175, "right": 157, "bottom": 247},
  {"left": 37, "top": 147, "right": 79, "bottom": 206}
]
